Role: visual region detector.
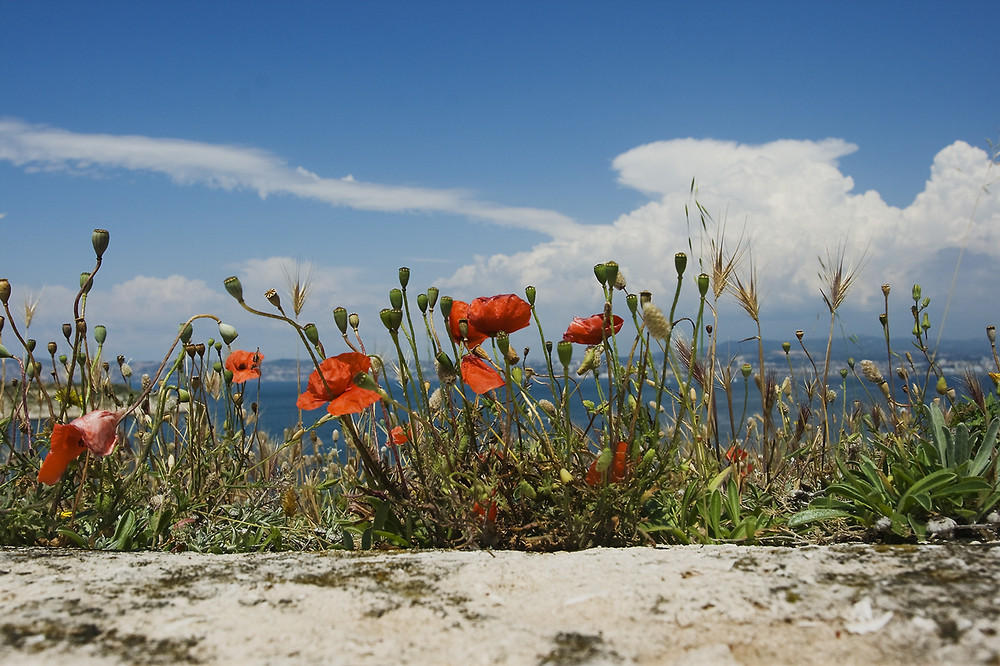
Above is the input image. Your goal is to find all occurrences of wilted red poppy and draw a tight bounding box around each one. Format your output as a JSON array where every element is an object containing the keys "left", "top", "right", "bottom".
[
  {"left": 391, "top": 425, "right": 409, "bottom": 445},
  {"left": 473, "top": 500, "right": 498, "bottom": 524},
  {"left": 725, "top": 444, "right": 754, "bottom": 478},
  {"left": 562, "top": 313, "right": 624, "bottom": 345},
  {"left": 468, "top": 294, "right": 531, "bottom": 337},
  {"left": 297, "top": 352, "right": 381, "bottom": 416},
  {"left": 448, "top": 300, "right": 489, "bottom": 347},
  {"left": 461, "top": 355, "right": 505, "bottom": 394},
  {"left": 225, "top": 349, "right": 263, "bottom": 384},
  {"left": 585, "top": 441, "right": 630, "bottom": 486},
  {"left": 39, "top": 410, "right": 122, "bottom": 485}
]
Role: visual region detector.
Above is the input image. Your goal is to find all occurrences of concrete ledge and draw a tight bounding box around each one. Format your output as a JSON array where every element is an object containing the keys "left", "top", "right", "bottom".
[{"left": 2, "top": 544, "right": 999, "bottom": 664}]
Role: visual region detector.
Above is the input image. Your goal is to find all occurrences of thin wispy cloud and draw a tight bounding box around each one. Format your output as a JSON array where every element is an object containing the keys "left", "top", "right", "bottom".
[{"left": 0, "top": 118, "right": 578, "bottom": 237}]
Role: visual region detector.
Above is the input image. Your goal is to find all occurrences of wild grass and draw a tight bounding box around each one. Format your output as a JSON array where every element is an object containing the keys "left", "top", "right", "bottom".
[{"left": 2, "top": 210, "right": 999, "bottom": 552}]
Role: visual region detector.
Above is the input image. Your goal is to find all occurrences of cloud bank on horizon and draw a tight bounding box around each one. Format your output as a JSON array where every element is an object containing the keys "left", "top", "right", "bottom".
[{"left": 2, "top": 118, "right": 998, "bottom": 357}]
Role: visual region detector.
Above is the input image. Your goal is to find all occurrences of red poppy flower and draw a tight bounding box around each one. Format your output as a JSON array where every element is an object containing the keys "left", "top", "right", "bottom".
[
  {"left": 585, "top": 441, "right": 630, "bottom": 486},
  {"left": 473, "top": 500, "right": 498, "bottom": 524},
  {"left": 391, "top": 425, "right": 409, "bottom": 445},
  {"left": 225, "top": 349, "right": 263, "bottom": 384},
  {"left": 448, "top": 300, "right": 489, "bottom": 347},
  {"left": 38, "top": 410, "right": 122, "bottom": 485},
  {"left": 461, "top": 355, "right": 505, "bottom": 394},
  {"left": 562, "top": 313, "right": 624, "bottom": 345},
  {"left": 468, "top": 294, "right": 531, "bottom": 337},
  {"left": 296, "top": 352, "right": 381, "bottom": 416}
]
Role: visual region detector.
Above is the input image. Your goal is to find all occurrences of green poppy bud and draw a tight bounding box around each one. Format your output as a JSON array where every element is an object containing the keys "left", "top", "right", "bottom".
[
  {"left": 213, "top": 361, "right": 223, "bottom": 373},
  {"left": 91, "top": 229, "right": 110, "bottom": 260},
  {"left": 626, "top": 293, "right": 638, "bottom": 316},
  {"left": 416, "top": 293, "right": 428, "bottom": 314},
  {"left": 936, "top": 376, "right": 948, "bottom": 395},
  {"left": 675, "top": 252, "right": 688, "bottom": 277},
  {"left": 426, "top": 287, "right": 439, "bottom": 310},
  {"left": 389, "top": 288, "right": 403, "bottom": 310},
  {"left": 218, "top": 323, "right": 238, "bottom": 345},
  {"left": 177, "top": 389, "right": 190, "bottom": 403},
  {"left": 741, "top": 363, "right": 753, "bottom": 379},
  {"left": 435, "top": 351, "right": 456, "bottom": 376},
  {"left": 224, "top": 276, "right": 244, "bottom": 302},
  {"left": 398, "top": 266, "right": 410, "bottom": 289},
  {"left": 912, "top": 284, "right": 921, "bottom": 301},
  {"left": 94, "top": 325, "right": 107, "bottom": 346},
  {"left": 333, "top": 307, "right": 348, "bottom": 334},
  {"left": 59, "top": 354, "right": 67, "bottom": 365},
  {"left": 440, "top": 296, "right": 453, "bottom": 321},
  {"left": 525, "top": 285, "right": 536, "bottom": 306}
]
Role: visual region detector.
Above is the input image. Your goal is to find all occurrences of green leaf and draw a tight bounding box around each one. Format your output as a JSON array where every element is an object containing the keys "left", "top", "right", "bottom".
[{"left": 788, "top": 508, "right": 854, "bottom": 528}]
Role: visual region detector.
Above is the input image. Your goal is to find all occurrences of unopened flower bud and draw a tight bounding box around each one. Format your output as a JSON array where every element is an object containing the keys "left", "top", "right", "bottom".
[
  {"left": 912, "top": 284, "right": 922, "bottom": 301},
  {"left": 224, "top": 276, "right": 244, "bottom": 302},
  {"left": 936, "top": 376, "right": 948, "bottom": 395},
  {"left": 352, "top": 371, "right": 383, "bottom": 395},
  {"left": 921, "top": 313, "right": 931, "bottom": 331},
  {"left": 840, "top": 368, "right": 849, "bottom": 379},
  {"left": 782, "top": 341, "right": 791, "bottom": 353}
]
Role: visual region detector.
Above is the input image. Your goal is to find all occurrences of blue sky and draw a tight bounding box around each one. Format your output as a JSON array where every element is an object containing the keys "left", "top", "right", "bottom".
[{"left": 1, "top": 0, "right": 998, "bottom": 364}]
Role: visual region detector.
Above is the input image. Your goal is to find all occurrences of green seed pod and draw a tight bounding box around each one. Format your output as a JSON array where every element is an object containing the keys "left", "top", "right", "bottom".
[
  {"left": 303, "top": 323, "right": 320, "bottom": 346},
  {"left": 0, "top": 278, "right": 11, "bottom": 305},
  {"left": 333, "top": 307, "right": 348, "bottom": 334},
  {"left": 0, "top": 344, "right": 11, "bottom": 359},
  {"left": 416, "top": 293, "right": 428, "bottom": 314},
  {"left": 79, "top": 272, "right": 93, "bottom": 294},
  {"left": 603, "top": 261, "right": 619, "bottom": 288},
  {"left": 398, "top": 267, "right": 410, "bottom": 289},
  {"left": 626, "top": 293, "right": 638, "bottom": 316},
  {"left": 525, "top": 285, "right": 536, "bottom": 306},
  {"left": 177, "top": 389, "right": 190, "bottom": 403},
  {"left": 741, "top": 363, "right": 753, "bottom": 379},
  {"left": 697, "top": 273, "right": 710, "bottom": 297},
  {"left": 389, "top": 288, "right": 403, "bottom": 310},
  {"left": 426, "top": 287, "right": 439, "bottom": 310},
  {"left": 440, "top": 296, "right": 453, "bottom": 321},
  {"left": 94, "top": 325, "right": 107, "bottom": 345},
  {"left": 179, "top": 322, "right": 193, "bottom": 344},
  {"left": 26, "top": 339, "right": 36, "bottom": 353},
  {"left": 593, "top": 263, "right": 608, "bottom": 286},
  {"left": 92, "top": 229, "right": 110, "bottom": 260},
  {"left": 496, "top": 331, "right": 510, "bottom": 357},
  {"left": 557, "top": 340, "right": 573, "bottom": 369},
  {"left": 674, "top": 252, "right": 688, "bottom": 277},
  {"left": 781, "top": 341, "right": 791, "bottom": 353},
  {"left": 224, "top": 276, "right": 244, "bottom": 302}
]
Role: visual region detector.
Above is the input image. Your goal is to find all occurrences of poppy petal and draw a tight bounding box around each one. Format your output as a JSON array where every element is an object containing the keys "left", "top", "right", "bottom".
[
  {"left": 38, "top": 424, "right": 87, "bottom": 485},
  {"left": 326, "top": 385, "right": 381, "bottom": 416},
  {"left": 461, "top": 356, "right": 505, "bottom": 394},
  {"left": 74, "top": 410, "right": 121, "bottom": 456}
]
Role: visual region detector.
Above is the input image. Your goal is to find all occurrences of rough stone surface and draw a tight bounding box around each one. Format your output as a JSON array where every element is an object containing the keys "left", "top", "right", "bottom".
[{"left": 2, "top": 543, "right": 999, "bottom": 664}]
